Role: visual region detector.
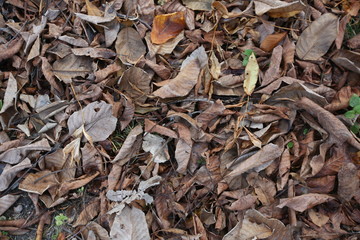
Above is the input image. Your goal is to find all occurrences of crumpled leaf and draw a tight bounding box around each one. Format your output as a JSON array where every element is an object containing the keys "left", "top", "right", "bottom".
[
  {"left": 243, "top": 52, "right": 259, "bottom": 96},
  {"left": 0, "top": 195, "right": 20, "bottom": 215},
  {"left": 75, "top": 13, "right": 115, "bottom": 25},
  {"left": 110, "top": 206, "right": 151, "bottom": 240},
  {"left": 119, "top": 67, "right": 151, "bottom": 104},
  {"left": 296, "top": 13, "right": 339, "bottom": 60},
  {"left": 153, "top": 46, "right": 208, "bottom": 98},
  {"left": 19, "top": 170, "right": 59, "bottom": 195},
  {"left": 142, "top": 133, "right": 169, "bottom": 163},
  {"left": 337, "top": 163, "right": 359, "bottom": 202},
  {"left": 115, "top": 27, "right": 146, "bottom": 64},
  {"left": 277, "top": 193, "right": 335, "bottom": 212},
  {"left": 0, "top": 37, "right": 23, "bottom": 62},
  {"left": 151, "top": 12, "right": 186, "bottom": 44},
  {"left": 67, "top": 101, "right": 117, "bottom": 142},
  {"left": 73, "top": 199, "right": 100, "bottom": 227},
  {"left": 254, "top": 0, "right": 306, "bottom": 17},
  {"left": 52, "top": 54, "right": 94, "bottom": 83}
]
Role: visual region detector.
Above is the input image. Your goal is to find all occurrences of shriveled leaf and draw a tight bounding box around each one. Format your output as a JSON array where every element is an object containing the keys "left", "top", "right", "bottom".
[
  {"left": 332, "top": 49, "right": 360, "bottom": 74},
  {"left": 277, "top": 193, "right": 335, "bottom": 212},
  {"left": 260, "top": 32, "right": 286, "bottom": 52},
  {"left": 151, "top": 12, "right": 186, "bottom": 44},
  {"left": 183, "top": 0, "right": 214, "bottom": 11},
  {"left": 261, "top": 45, "right": 283, "bottom": 87},
  {"left": 142, "top": 133, "right": 169, "bottom": 163},
  {"left": 19, "top": 170, "right": 59, "bottom": 195},
  {"left": 296, "top": 13, "right": 338, "bottom": 60},
  {"left": 52, "top": 54, "right": 94, "bottom": 83},
  {"left": 244, "top": 127, "right": 262, "bottom": 148},
  {"left": 0, "top": 37, "right": 23, "bottom": 62},
  {"left": 153, "top": 46, "right": 207, "bottom": 98},
  {"left": 115, "top": 27, "right": 146, "bottom": 64},
  {"left": 144, "top": 119, "right": 178, "bottom": 139},
  {"left": 0, "top": 158, "right": 31, "bottom": 191},
  {"left": 58, "top": 35, "right": 89, "bottom": 47},
  {"left": 75, "top": 13, "right": 115, "bottom": 24},
  {"left": 58, "top": 172, "right": 99, "bottom": 197},
  {"left": 67, "top": 101, "right": 117, "bottom": 142},
  {"left": 0, "top": 195, "right": 20, "bottom": 215},
  {"left": 254, "top": 0, "right": 306, "bottom": 17},
  {"left": 243, "top": 52, "right": 259, "bottom": 95},
  {"left": 110, "top": 206, "right": 150, "bottom": 240},
  {"left": 71, "top": 48, "right": 116, "bottom": 59},
  {"left": 277, "top": 148, "right": 290, "bottom": 190}
]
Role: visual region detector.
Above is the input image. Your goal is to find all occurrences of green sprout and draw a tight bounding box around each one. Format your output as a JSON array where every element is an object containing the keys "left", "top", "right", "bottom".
[
  {"left": 242, "top": 49, "right": 254, "bottom": 66},
  {"left": 55, "top": 213, "right": 68, "bottom": 227},
  {"left": 286, "top": 141, "right": 294, "bottom": 149},
  {"left": 345, "top": 94, "right": 360, "bottom": 134}
]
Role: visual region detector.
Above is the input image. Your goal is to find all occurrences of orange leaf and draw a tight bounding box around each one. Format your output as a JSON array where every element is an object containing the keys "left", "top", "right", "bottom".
[
  {"left": 260, "top": 32, "right": 287, "bottom": 52},
  {"left": 151, "top": 12, "right": 186, "bottom": 44}
]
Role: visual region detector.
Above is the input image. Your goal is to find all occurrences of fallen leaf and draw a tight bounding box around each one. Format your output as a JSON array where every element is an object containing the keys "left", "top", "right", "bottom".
[
  {"left": 40, "top": 57, "right": 64, "bottom": 95},
  {"left": 338, "top": 162, "right": 359, "bottom": 202},
  {"left": 173, "top": 122, "right": 193, "bottom": 174},
  {"left": 110, "top": 206, "right": 150, "bottom": 240},
  {"left": 347, "top": 34, "right": 360, "bottom": 49},
  {"left": 183, "top": 0, "right": 214, "bottom": 11},
  {"left": 75, "top": 13, "right": 115, "bottom": 25},
  {"left": 115, "top": 27, "right": 146, "bottom": 64},
  {"left": 58, "top": 172, "right": 99, "bottom": 197},
  {"left": 243, "top": 52, "right": 259, "bottom": 96},
  {"left": 0, "top": 37, "right": 24, "bottom": 62},
  {"left": 244, "top": 127, "right": 262, "bottom": 148},
  {"left": 151, "top": 12, "right": 186, "bottom": 44},
  {"left": 0, "top": 195, "right": 20, "bottom": 215},
  {"left": 296, "top": 13, "right": 339, "bottom": 60},
  {"left": 19, "top": 170, "right": 59, "bottom": 195},
  {"left": 119, "top": 67, "right": 151, "bottom": 104},
  {"left": 332, "top": 49, "right": 360, "bottom": 74},
  {"left": 73, "top": 199, "right": 100, "bottom": 227},
  {"left": 71, "top": 47, "right": 116, "bottom": 59},
  {"left": 325, "top": 86, "right": 360, "bottom": 112},
  {"left": 277, "top": 193, "right": 335, "bottom": 212},
  {"left": 0, "top": 73, "right": 17, "bottom": 114},
  {"left": 67, "top": 101, "right": 117, "bottom": 142},
  {"left": 225, "top": 143, "right": 282, "bottom": 183},
  {"left": 0, "top": 158, "right": 32, "bottom": 191},
  {"left": 58, "top": 35, "right": 88, "bottom": 47},
  {"left": 277, "top": 148, "right": 290, "bottom": 190},
  {"left": 153, "top": 46, "right": 208, "bottom": 98},
  {"left": 52, "top": 54, "right": 94, "bottom": 83},
  {"left": 261, "top": 45, "right": 283, "bottom": 87},
  {"left": 260, "top": 32, "right": 287, "bottom": 52},
  {"left": 254, "top": 0, "right": 306, "bottom": 17},
  {"left": 142, "top": 133, "right": 170, "bottom": 163},
  {"left": 308, "top": 209, "right": 329, "bottom": 227},
  {"left": 145, "top": 31, "right": 184, "bottom": 56},
  {"left": 144, "top": 119, "right": 178, "bottom": 139}
]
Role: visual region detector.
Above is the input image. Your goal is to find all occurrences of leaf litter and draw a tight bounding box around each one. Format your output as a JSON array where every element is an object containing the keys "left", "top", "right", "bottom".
[{"left": 0, "top": 0, "right": 359, "bottom": 240}]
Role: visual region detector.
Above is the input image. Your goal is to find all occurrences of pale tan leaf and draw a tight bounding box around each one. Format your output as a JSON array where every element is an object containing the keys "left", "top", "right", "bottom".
[
  {"left": 142, "top": 133, "right": 169, "bottom": 163},
  {"left": 308, "top": 209, "right": 329, "bottom": 227},
  {"left": 67, "top": 101, "right": 117, "bottom": 142},
  {"left": 58, "top": 35, "right": 89, "bottom": 47},
  {"left": 0, "top": 158, "right": 31, "bottom": 191},
  {"left": 115, "top": 27, "right": 146, "bottom": 64},
  {"left": 243, "top": 52, "right": 259, "bottom": 96},
  {"left": 277, "top": 193, "right": 335, "bottom": 212},
  {"left": 254, "top": 0, "right": 306, "bottom": 17},
  {"left": 110, "top": 206, "right": 150, "bottom": 240},
  {"left": 296, "top": 13, "right": 338, "bottom": 60},
  {"left": 244, "top": 127, "right": 262, "bottom": 148},
  {"left": 183, "top": 0, "right": 214, "bottom": 11},
  {"left": 209, "top": 51, "right": 221, "bottom": 79},
  {"left": 71, "top": 47, "right": 116, "bottom": 59},
  {"left": 75, "top": 13, "right": 115, "bottom": 24},
  {"left": 145, "top": 31, "right": 184, "bottom": 56}
]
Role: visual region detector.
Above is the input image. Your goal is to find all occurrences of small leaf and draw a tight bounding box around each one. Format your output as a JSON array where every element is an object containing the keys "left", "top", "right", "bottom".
[
  {"left": 349, "top": 94, "right": 360, "bottom": 107},
  {"left": 345, "top": 110, "right": 356, "bottom": 119},
  {"left": 287, "top": 141, "right": 294, "bottom": 149},
  {"left": 243, "top": 52, "right": 259, "bottom": 95},
  {"left": 303, "top": 128, "right": 309, "bottom": 135},
  {"left": 354, "top": 104, "right": 360, "bottom": 114},
  {"left": 242, "top": 58, "right": 249, "bottom": 66},
  {"left": 244, "top": 49, "right": 253, "bottom": 56}
]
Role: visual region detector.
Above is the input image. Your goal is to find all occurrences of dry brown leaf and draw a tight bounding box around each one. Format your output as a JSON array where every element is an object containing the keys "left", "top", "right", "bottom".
[
  {"left": 225, "top": 143, "right": 282, "bottom": 183},
  {"left": 52, "top": 54, "right": 94, "bottom": 83},
  {"left": 183, "top": 0, "right": 214, "bottom": 11},
  {"left": 85, "top": 0, "right": 103, "bottom": 16},
  {"left": 277, "top": 193, "right": 335, "bottom": 212},
  {"left": 261, "top": 45, "right": 283, "bottom": 87},
  {"left": 347, "top": 34, "right": 360, "bottom": 49},
  {"left": 260, "top": 32, "right": 286, "bottom": 52},
  {"left": 0, "top": 73, "right": 17, "bottom": 114},
  {"left": 110, "top": 206, "right": 150, "bottom": 240},
  {"left": 173, "top": 122, "right": 193, "bottom": 174},
  {"left": 325, "top": 86, "right": 360, "bottom": 112},
  {"left": 71, "top": 48, "right": 116, "bottom": 59},
  {"left": 296, "top": 13, "right": 339, "bottom": 60},
  {"left": 19, "top": 170, "right": 59, "bottom": 195},
  {"left": 308, "top": 209, "right": 329, "bottom": 227},
  {"left": 332, "top": 49, "right": 360, "bottom": 74},
  {"left": 95, "top": 61, "right": 122, "bottom": 82},
  {"left": 73, "top": 199, "right": 100, "bottom": 227},
  {"left": 151, "top": 12, "right": 186, "bottom": 44},
  {"left": 153, "top": 46, "right": 207, "bottom": 98},
  {"left": 58, "top": 35, "right": 89, "bottom": 47},
  {"left": 119, "top": 67, "right": 151, "bottom": 104},
  {"left": 145, "top": 31, "right": 184, "bottom": 56},
  {"left": 254, "top": 0, "right": 306, "bottom": 17},
  {"left": 0, "top": 195, "right": 20, "bottom": 215},
  {"left": 67, "top": 101, "right": 117, "bottom": 142},
  {"left": 75, "top": 13, "right": 115, "bottom": 25},
  {"left": 195, "top": 100, "right": 225, "bottom": 130},
  {"left": 58, "top": 172, "right": 99, "bottom": 197},
  {"left": 244, "top": 127, "right": 262, "bottom": 148},
  {"left": 0, "top": 37, "right": 24, "bottom": 62},
  {"left": 0, "top": 158, "right": 31, "bottom": 191},
  {"left": 40, "top": 57, "right": 64, "bottom": 95},
  {"left": 277, "top": 148, "right": 290, "bottom": 190},
  {"left": 337, "top": 162, "right": 359, "bottom": 202},
  {"left": 115, "top": 27, "right": 146, "bottom": 64},
  {"left": 144, "top": 119, "right": 178, "bottom": 139}
]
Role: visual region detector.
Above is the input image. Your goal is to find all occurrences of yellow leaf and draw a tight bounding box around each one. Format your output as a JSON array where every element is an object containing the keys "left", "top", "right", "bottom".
[{"left": 243, "top": 52, "right": 259, "bottom": 96}]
